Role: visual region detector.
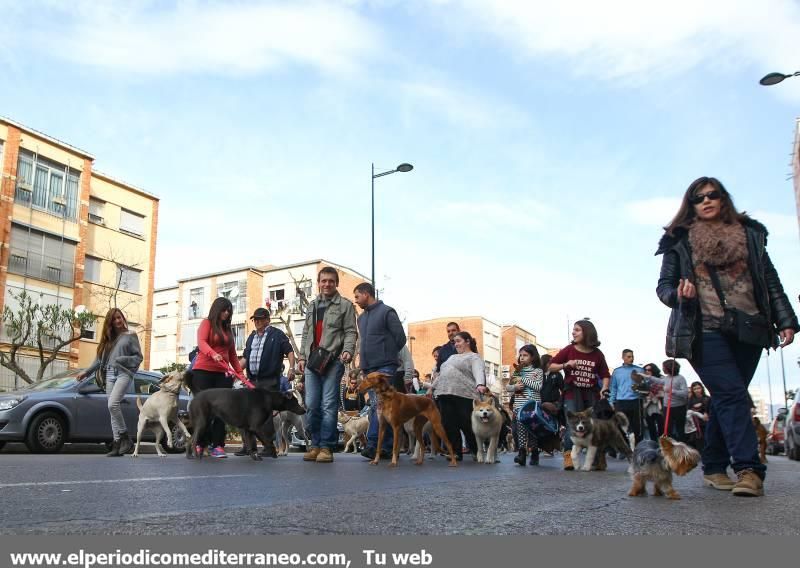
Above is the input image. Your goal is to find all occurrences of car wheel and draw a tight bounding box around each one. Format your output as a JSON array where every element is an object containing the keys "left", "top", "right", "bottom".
[
  {"left": 0, "top": 441, "right": 6, "bottom": 452},
  {"left": 25, "top": 412, "right": 66, "bottom": 454},
  {"left": 165, "top": 422, "right": 188, "bottom": 454},
  {"left": 790, "top": 445, "right": 800, "bottom": 461}
]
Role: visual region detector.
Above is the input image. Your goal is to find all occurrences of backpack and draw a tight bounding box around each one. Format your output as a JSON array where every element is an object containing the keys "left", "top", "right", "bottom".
[{"left": 517, "top": 400, "right": 559, "bottom": 437}]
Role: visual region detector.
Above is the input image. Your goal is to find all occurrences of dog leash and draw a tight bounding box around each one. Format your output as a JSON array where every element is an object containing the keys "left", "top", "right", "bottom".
[
  {"left": 662, "top": 291, "right": 683, "bottom": 438},
  {"left": 227, "top": 363, "right": 255, "bottom": 390}
]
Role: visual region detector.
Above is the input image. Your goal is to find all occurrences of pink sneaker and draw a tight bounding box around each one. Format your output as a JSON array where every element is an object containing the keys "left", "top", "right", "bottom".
[{"left": 209, "top": 446, "right": 227, "bottom": 458}]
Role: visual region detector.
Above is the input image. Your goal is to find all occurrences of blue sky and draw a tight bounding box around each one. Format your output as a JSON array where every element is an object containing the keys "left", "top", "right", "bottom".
[{"left": 2, "top": 0, "right": 799, "bottom": 404}]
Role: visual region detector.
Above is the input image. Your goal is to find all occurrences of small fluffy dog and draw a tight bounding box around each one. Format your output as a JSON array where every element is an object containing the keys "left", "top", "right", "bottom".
[
  {"left": 628, "top": 437, "right": 701, "bottom": 500},
  {"left": 132, "top": 370, "right": 192, "bottom": 457},
  {"left": 471, "top": 395, "right": 503, "bottom": 464},
  {"left": 339, "top": 411, "right": 369, "bottom": 453},
  {"left": 566, "top": 407, "right": 633, "bottom": 471}
]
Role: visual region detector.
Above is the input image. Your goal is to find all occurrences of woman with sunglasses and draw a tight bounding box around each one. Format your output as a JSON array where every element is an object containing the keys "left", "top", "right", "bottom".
[{"left": 656, "top": 176, "right": 798, "bottom": 497}]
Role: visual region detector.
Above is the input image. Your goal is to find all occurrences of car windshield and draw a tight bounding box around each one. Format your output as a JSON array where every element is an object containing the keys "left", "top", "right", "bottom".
[{"left": 24, "top": 371, "right": 83, "bottom": 391}]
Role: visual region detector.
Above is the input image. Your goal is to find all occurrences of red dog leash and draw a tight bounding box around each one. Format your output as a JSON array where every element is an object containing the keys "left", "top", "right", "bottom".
[{"left": 227, "top": 363, "right": 255, "bottom": 390}]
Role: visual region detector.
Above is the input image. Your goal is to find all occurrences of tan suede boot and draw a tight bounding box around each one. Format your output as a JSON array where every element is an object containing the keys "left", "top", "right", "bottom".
[
  {"left": 316, "top": 448, "right": 334, "bottom": 463},
  {"left": 303, "top": 447, "right": 321, "bottom": 461},
  {"left": 563, "top": 449, "right": 574, "bottom": 471},
  {"left": 731, "top": 469, "right": 763, "bottom": 497},
  {"left": 703, "top": 472, "right": 736, "bottom": 491}
]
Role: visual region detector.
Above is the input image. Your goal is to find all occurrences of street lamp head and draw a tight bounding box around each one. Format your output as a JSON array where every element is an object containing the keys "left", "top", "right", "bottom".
[
  {"left": 760, "top": 72, "right": 790, "bottom": 86},
  {"left": 396, "top": 163, "right": 414, "bottom": 173}
]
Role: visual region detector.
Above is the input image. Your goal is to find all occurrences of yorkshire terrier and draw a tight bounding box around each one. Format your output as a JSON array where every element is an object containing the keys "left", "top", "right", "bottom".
[{"left": 628, "top": 437, "right": 701, "bottom": 500}]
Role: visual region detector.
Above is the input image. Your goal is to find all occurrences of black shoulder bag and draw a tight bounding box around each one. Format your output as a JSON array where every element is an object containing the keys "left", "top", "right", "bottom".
[
  {"left": 705, "top": 263, "right": 772, "bottom": 347},
  {"left": 306, "top": 302, "right": 335, "bottom": 374}
]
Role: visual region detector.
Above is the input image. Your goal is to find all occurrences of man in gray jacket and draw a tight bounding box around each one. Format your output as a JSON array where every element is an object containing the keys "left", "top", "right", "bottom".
[
  {"left": 298, "top": 266, "right": 358, "bottom": 463},
  {"left": 353, "top": 282, "right": 407, "bottom": 460}
]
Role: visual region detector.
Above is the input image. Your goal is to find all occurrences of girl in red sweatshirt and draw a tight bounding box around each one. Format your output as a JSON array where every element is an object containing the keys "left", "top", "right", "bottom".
[{"left": 191, "top": 297, "right": 243, "bottom": 458}]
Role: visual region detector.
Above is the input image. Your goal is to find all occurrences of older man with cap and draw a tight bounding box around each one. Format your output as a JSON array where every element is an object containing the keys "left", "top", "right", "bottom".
[{"left": 242, "top": 307, "right": 296, "bottom": 392}]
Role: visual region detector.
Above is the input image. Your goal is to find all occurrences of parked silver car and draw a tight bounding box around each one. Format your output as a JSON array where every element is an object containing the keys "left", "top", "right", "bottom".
[
  {"left": 784, "top": 390, "right": 800, "bottom": 461},
  {"left": 0, "top": 369, "right": 190, "bottom": 454}
]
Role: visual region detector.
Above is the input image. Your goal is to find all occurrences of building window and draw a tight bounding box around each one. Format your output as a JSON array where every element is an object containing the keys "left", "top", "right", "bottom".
[
  {"left": 84, "top": 256, "right": 102, "bottom": 283},
  {"left": 232, "top": 323, "right": 245, "bottom": 351},
  {"left": 188, "top": 288, "right": 204, "bottom": 319},
  {"left": 14, "top": 150, "right": 79, "bottom": 220},
  {"left": 119, "top": 208, "right": 145, "bottom": 237},
  {"left": 154, "top": 336, "right": 167, "bottom": 351},
  {"left": 269, "top": 288, "right": 285, "bottom": 311},
  {"left": 88, "top": 199, "right": 105, "bottom": 225},
  {"left": 8, "top": 224, "right": 76, "bottom": 286},
  {"left": 116, "top": 265, "right": 141, "bottom": 293},
  {"left": 81, "top": 320, "right": 96, "bottom": 340},
  {"left": 218, "top": 280, "right": 247, "bottom": 313},
  {"left": 155, "top": 303, "right": 170, "bottom": 319}
]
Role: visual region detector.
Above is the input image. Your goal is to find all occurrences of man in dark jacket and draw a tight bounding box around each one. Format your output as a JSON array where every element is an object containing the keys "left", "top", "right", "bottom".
[
  {"left": 353, "top": 282, "right": 407, "bottom": 460},
  {"left": 242, "top": 307, "right": 295, "bottom": 391},
  {"left": 436, "top": 322, "right": 460, "bottom": 372}
]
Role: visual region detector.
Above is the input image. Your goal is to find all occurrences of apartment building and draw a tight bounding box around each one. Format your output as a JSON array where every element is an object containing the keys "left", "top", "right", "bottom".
[
  {"left": 154, "top": 259, "right": 367, "bottom": 369},
  {"left": 0, "top": 117, "right": 158, "bottom": 389}
]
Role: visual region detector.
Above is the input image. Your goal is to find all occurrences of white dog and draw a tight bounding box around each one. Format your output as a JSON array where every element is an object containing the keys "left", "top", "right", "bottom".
[
  {"left": 132, "top": 370, "right": 192, "bottom": 457},
  {"left": 339, "top": 411, "right": 370, "bottom": 453}
]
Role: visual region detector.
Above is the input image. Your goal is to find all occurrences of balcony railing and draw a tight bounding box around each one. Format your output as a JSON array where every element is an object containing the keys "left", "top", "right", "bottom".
[{"left": 7, "top": 248, "right": 74, "bottom": 286}]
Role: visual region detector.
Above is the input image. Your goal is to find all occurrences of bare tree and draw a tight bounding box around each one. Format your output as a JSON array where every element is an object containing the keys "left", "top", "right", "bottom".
[
  {"left": 270, "top": 272, "right": 312, "bottom": 355},
  {"left": 1, "top": 290, "right": 96, "bottom": 384}
]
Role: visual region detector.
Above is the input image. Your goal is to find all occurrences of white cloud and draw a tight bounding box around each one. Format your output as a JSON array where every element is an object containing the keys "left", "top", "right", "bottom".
[
  {"left": 750, "top": 210, "right": 799, "bottom": 240},
  {"left": 624, "top": 197, "right": 680, "bottom": 226},
  {"left": 430, "top": 0, "right": 800, "bottom": 92},
  {"left": 15, "top": 0, "right": 380, "bottom": 76}
]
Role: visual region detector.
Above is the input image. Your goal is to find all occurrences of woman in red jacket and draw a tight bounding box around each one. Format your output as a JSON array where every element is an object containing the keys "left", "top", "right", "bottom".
[{"left": 191, "top": 297, "right": 243, "bottom": 458}]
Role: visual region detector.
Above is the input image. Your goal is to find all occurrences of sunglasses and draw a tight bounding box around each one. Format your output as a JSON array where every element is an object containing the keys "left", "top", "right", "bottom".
[{"left": 689, "top": 190, "right": 721, "bottom": 205}]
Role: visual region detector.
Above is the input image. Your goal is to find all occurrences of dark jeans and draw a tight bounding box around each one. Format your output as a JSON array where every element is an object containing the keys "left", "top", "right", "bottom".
[
  {"left": 191, "top": 370, "right": 233, "bottom": 448},
  {"left": 254, "top": 376, "right": 280, "bottom": 392},
  {"left": 666, "top": 405, "right": 687, "bottom": 442},
  {"left": 438, "top": 395, "right": 477, "bottom": 458},
  {"left": 645, "top": 413, "right": 663, "bottom": 441},
  {"left": 690, "top": 332, "right": 765, "bottom": 478},
  {"left": 614, "top": 398, "right": 642, "bottom": 444}
]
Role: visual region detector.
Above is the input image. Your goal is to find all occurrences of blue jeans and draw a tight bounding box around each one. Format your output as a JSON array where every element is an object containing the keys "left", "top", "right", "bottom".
[
  {"left": 365, "top": 365, "right": 398, "bottom": 451},
  {"left": 691, "top": 332, "right": 765, "bottom": 478},
  {"left": 304, "top": 361, "right": 345, "bottom": 450}
]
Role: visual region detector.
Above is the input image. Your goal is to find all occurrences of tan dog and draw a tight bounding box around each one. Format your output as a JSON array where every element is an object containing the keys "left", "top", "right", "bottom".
[
  {"left": 359, "top": 372, "right": 457, "bottom": 467},
  {"left": 404, "top": 417, "right": 433, "bottom": 458},
  {"left": 471, "top": 394, "right": 503, "bottom": 464},
  {"left": 132, "top": 370, "right": 191, "bottom": 457},
  {"left": 275, "top": 390, "right": 308, "bottom": 456},
  {"left": 339, "top": 411, "right": 369, "bottom": 453}
]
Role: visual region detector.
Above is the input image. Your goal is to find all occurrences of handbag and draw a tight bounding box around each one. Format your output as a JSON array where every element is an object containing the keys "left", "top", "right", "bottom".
[{"left": 705, "top": 263, "right": 772, "bottom": 347}]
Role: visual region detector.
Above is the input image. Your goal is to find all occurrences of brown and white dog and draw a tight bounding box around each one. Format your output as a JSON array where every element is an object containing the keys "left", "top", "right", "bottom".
[
  {"left": 132, "top": 370, "right": 192, "bottom": 457},
  {"left": 566, "top": 407, "right": 633, "bottom": 471},
  {"left": 471, "top": 394, "right": 503, "bottom": 464}
]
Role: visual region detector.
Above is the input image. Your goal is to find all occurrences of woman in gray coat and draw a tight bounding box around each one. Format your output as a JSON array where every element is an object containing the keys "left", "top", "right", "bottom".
[{"left": 80, "top": 308, "right": 143, "bottom": 456}]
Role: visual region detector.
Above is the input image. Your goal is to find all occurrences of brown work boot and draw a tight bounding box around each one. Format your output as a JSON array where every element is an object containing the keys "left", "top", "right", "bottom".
[
  {"left": 703, "top": 472, "right": 736, "bottom": 491},
  {"left": 563, "top": 450, "right": 574, "bottom": 471},
  {"left": 303, "top": 447, "right": 321, "bottom": 462},
  {"left": 731, "top": 469, "right": 764, "bottom": 497},
  {"left": 316, "top": 448, "right": 334, "bottom": 463}
]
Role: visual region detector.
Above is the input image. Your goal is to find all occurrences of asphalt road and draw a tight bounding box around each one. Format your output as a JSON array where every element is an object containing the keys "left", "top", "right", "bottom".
[{"left": 0, "top": 443, "right": 797, "bottom": 535}]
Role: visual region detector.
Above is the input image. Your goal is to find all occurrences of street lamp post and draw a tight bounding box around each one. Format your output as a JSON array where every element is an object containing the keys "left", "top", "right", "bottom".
[
  {"left": 759, "top": 71, "right": 800, "bottom": 86},
  {"left": 372, "top": 162, "right": 413, "bottom": 295}
]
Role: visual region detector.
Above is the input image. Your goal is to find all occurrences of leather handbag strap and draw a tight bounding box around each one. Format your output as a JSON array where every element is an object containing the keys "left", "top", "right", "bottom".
[{"left": 704, "top": 263, "right": 728, "bottom": 308}]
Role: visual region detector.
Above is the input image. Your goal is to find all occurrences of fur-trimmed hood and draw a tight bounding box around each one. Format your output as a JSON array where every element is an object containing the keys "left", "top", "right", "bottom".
[{"left": 655, "top": 216, "right": 768, "bottom": 256}]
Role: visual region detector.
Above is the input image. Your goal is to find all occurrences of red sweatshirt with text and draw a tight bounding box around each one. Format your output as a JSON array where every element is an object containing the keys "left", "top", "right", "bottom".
[{"left": 550, "top": 344, "right": 610, "bottom": 400}]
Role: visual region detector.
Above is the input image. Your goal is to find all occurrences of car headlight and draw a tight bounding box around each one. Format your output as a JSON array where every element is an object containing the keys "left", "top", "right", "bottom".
[{"left": 0, "top": 397, "right": 25, "bottom": 411}]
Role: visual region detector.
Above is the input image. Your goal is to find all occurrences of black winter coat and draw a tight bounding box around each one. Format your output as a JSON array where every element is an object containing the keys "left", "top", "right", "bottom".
[{"left": 655, "top": 217, "right": 798, "bottom": 361}]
